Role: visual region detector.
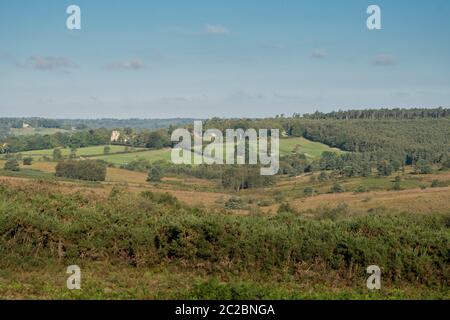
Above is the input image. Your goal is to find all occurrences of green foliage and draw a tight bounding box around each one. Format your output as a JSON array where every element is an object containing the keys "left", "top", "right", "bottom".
[
  {"left": 302, "top": 107, "right": 450, "bottom": 120},
  {"left": 69, "top": 147, "right": 77, "bottom": 159},
  {"left": 55, "top": 160, "right": 107, "bottom": 181},
  {"left": 415, "top": 159, "right": 433, "bottom": 174},
  {"left": 317, "top": 203, "right": 350, "bottom": 221},
  {"left": 277, "top": 202, "right": 295, "bottom": 213},
  {"left": 147, "top": 165, "right": 163, "bottom": 183},
  {"left": 103, "top": 146, "right": 111, "bottom": 155},
  {"left": 377, "top": 160, "right": 393, "bottom": 176},
  {"left": 257, "top": 199, "right": 273, "bottom": 207},
  {"left": 121, "top": 158, "right": 152, "bottom": 172},
  {"left": 319, "top": 152, "right": 372, "bottom": 178},
  {"left": 4, "top": 158, "right": 20, "bottom": 171},
  {"left": 318, "top": 171, "right": 329, "bottom": 182},
  {"left": 144, "top": 130, "right": 171, "bottom": 149},
  {"left": 354, "top": 185, "right": 368, "bottom": 193},
  {"left": 331, "top": 182, "right": 345, "bottom": 193},
  {"left": 304, "top": 187, "right": 315, "bottom": 197},
  {"left": 392, "top": 181, "right": 402, "bottom": 191},
  {"left": 0, "top": 183, "right": 448, "bottom": 289},
  {"left": 22, "top": 157, "right": 33, "bottom": 166},
  {"left": 52, "top": 148, "right": 62, "bottom": 161},
  {"left": 221, "top": 165, "right": 275, "bottom": 191},
  {"left": 224, "top": 197, "right": 246, "bottom": 210},
  {"left": 430, "top": 180, "right": 449, "bottom": 188},
  {"left": 442, "top": 158, "right": 450, "bottom": 170},
  {"left": 279, "top": 153, "right": 309, "bottom": 176},
  {"left": 287, "top": 118, "right": 450, "bottom": 166}
]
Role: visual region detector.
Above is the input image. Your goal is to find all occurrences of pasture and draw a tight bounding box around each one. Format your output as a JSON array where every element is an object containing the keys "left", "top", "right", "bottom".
[
  {"left": 92, "top": 148, "right": 172, "bottom": 165},
  {"left": 91, "top": 137, "right": 341, "bottom": 166},
  {"left": 20, "top": 145, "right": 145, "bottom": 158}
]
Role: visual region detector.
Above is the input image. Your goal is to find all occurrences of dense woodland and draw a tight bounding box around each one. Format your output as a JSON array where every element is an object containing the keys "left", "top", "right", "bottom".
[{"left": 300, "top": 107, "right": 450, "bottom": 120}]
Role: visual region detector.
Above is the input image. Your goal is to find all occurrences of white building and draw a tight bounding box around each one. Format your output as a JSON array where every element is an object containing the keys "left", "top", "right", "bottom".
[{"left": 111, "top": 130, "right": 121, "bottom": 142}]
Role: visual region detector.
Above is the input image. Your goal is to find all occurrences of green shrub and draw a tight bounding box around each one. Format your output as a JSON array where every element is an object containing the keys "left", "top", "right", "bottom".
[
  {"left": 354, "top": 185, "right": 368, "bottom": 193},
  {"left": 304, "top": 187, "right": 315, "bottom": 197},
  {"left": 4, "top": 158, "right": 20, "bottom": 171},
  {"left": 392, "top": 181, "right": 402, "bottom": 191},
  {"left": 52, "top": 148, "right": 62, "bottom": 161},
  {"left": 225, "top": 197, "right": 245, "bottom": 210},
  {"left": 277, "top": 202, "right": 295, "bottom": 213},
  {"left": 147, "top": 165, "right": 163, "bottom": 183},
  {"left": 0, "top": 183, "right": 448, "bottom": 290},
  {"left": 331, "top": 182, "right": 345, "bottom": 193},
  {"left": 23, "top": 157, "right": 33, "bottom": 165},
  {"left": 55, "top": 160, "right": 107, "bottom": 181},
  {"left": 415, "top": 159, "right": 432, "bottom": 174},
  {"left": 257, "top": 199, "right": 273, "bottom": 207}
]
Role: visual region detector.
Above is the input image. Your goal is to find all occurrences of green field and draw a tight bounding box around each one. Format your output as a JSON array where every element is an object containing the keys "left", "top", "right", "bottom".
[
  {"left": 92, "top": 148, "right": 172, "bottom": 165},
  {"left": 89, "top": 137, "right": 341, "bottom": 166},
  {"left": 12, "top": 137, "right": 341, "bottom": 166},
  {"left": 88, "top": 137, "right": 342, "bottom": 166},
  {"left": 279, "top": 137, "right": 343, "bottom": 158},
  {"left": 21, "top": 145, "right": 145, "bottom": 158}
]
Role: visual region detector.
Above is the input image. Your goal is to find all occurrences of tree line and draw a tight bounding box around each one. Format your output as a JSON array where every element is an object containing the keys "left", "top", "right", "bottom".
[
  {"left": 300, "top": 107, "right": 450, "bottom": 120},
  {"left": 0, "top": 128, "right": 173, "bottom": 154}
]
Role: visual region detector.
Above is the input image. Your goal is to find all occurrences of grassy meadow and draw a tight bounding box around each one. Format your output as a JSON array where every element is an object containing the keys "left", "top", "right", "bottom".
[
  {"left": 90, "top": 137, "right": 339, "bottom": 166},
  {"left": 20, "top": 145, "right": 146, "bottom": 158}
]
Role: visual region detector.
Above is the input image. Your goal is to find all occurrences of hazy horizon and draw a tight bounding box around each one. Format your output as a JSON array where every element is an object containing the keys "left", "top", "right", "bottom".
[{"left": 1, "top": 105, "right": 449, "bottom": 120}]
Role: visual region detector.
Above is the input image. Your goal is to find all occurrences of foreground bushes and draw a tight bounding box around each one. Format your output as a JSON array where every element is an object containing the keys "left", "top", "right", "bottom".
[
  {"left": 55, "top": 160, "right": 107, "bottom": 181},
  {"left": 0, "top": 183, "right": 448, "bottom": 286}
]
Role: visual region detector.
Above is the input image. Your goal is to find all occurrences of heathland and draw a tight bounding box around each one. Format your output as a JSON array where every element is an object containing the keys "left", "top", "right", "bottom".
[{"left": 0, "top": 108, "right": 449, "bottom": 299}]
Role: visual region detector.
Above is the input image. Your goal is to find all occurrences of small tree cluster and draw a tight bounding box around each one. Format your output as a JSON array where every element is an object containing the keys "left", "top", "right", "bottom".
[
  {"left": 4, "top": 158, "right": 20, "bottom": 171},
  {"left": 55, "top": 160, "right": 107, "bottom": 181},
  {"left": 23, "top": 157, "right": 33, "bottom": 165},
  {"left": 147, "top": 165, "right": 163, "bottom": 183}
]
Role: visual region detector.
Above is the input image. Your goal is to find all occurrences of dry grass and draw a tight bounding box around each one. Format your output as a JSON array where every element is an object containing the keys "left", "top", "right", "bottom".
[
  {"left": 292, "top": 186, "right": 450, "bottom": 214},
  {"left": 1, "top": 159, "right": 449, "bottom": 213}
]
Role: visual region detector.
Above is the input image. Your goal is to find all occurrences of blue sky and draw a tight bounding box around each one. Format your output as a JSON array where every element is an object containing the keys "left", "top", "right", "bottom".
[{"left": 1, "top": 0, "right": 449, "bottom": 118}]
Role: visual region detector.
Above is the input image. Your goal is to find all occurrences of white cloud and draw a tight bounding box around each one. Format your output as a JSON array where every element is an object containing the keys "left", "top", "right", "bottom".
[
  {"left": 203, "top": 24, "right": 230, "bottom": 36},
  {"left": 171, "top": 24, "right": 230, "bottom": 37},
  {"left": 104, "top": 59, "right": 145, "bottom": 70},
  {"left": 371, "top": 54, "right": 397, "bottom": 66},
  {"left": 21, "top": 56, "right": 78, "bottom": 71}
]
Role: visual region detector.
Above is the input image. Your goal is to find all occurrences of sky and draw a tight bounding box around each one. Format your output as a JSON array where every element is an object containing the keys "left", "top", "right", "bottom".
[{"left": 0, "top": 0, "right": 449, "bottom": 118}]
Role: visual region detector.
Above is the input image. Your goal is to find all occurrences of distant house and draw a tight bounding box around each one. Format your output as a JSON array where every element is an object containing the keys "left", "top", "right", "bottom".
[
  {"left": 1, "top": 143, "right": 9, "bottom": 153},
  {"left": 111, "top": 130, "right": 121, "bottom": 142}
]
